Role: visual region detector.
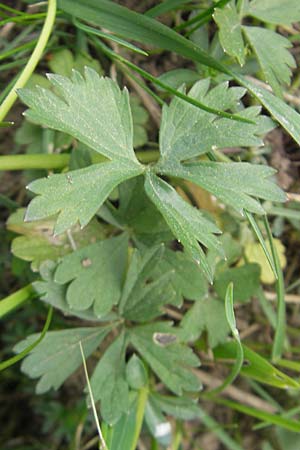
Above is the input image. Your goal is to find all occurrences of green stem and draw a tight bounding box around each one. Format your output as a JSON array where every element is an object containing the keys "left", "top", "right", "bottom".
[
  {"left": 263, "top": 216, "right": 286, "bottom": 362},
  {"left": 0, "top": 0, "right": 57, "bottom": 123},
  {"left": 0, "top": 150, "right": 159, "bottom": 171},
  {"left": 131, "top": 387, "right": 149, "bottom": 450},
  {"left": 0, "top": 284, "right": 35, "bottom": 318},
  {"left": 0, "top": 306, "right": 53, "bottom": 372},
  {"left": 0, "top": 153, "right": 70, "bottom": 170}
]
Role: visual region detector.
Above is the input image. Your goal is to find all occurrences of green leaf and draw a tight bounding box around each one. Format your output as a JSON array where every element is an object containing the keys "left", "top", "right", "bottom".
[
  {"left": 25, "top": 160, "right": 143, "bottom": 235},
  {"left": 34, "top": 260, "right": 116, "bottom": 321},
  {"left": 130, "top": 95, "right": 149, "bottom": 148},
  {"left": 158, "top": 80, "right": 271, "bottom": 165},
  {"left": 91, "top": 332, "right": 129, "bottom": 425},
  {"left": 48, "top": 48, "right": 103, "bottom": 77},
  {"left": 144, "top": 170, "right": 223, "bottom": 281},
  {"left": 119, "top": 245, "right": 176, "bottom": 321},
  {"left": 126, "top": 354, "right": 148, "bottom": 390},
  {"left": 243, "top": 26, "right": 295, "bottom": 97},
  {"left": 179, "top": 297, "right": 230, "bottom": 348},
  {"left": 247, "top": 0, "right": 300, "bottom": 25},
  {"left": 107, "top": 392, "right": 141, "bottom": 450},
  {"left": 101, "top": 176, "right": 172, "bottom": 245},
  {"left": 155, "top": 249, "right": 208, "bottom": 304},
  {"left": 162, "top": 161, "right": 286, "bottom": 215},
  {"left": 214, "top": 1, "right": 245, "bottom": 65},
  {"left": 214, "top": 342, "right": 300, "bottom": 389},
  {"left": 130, "top": 322, "right": 201, "bottom": 395},
  {"left": 19, "top": 68, "right": 139, "bottom": 163},
  {"left": 14, "top": 327, "right": 110, "bottom": 393},
  {"left": 150, "top": 393, "right": 201, "bottom": 421},
  {"left": 7, "top": 208, "right": 105, "bottom": 270},
  {"left": 157, "top": 69, "right": 200, "bottom": 90},
  {"left": 58, "top": 0, "right": 300, "bottom": 146},
  {"left": 54, "top": 234, "right": 128, "bottom": 317},
  {"left": 215, "top": 263, "right": 261, "bottom": 303}
]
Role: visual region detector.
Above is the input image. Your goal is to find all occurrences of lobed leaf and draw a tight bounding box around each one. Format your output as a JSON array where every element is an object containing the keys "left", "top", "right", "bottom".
[
  {"left": 90, "top": 332, "right": 129, "bottom": 425},
  {"left": 144, "top": 170, "right": 223, "bottom": 281},
  {"left": 58, "top": 0, "right": 300, "bottom": 146},
  {"left": 14, "top": 327, "right": 110, "bottom": 393},
  {"left": 247, "top": 0, "right": 300, "bottom": 25},
  {"left": 19, "top": 68, "right": 139, "bottom": 163},
  {"left": 25, "top": 160, "right": 143, "bottom": 235},
  {"left": 130, "top": 322, "right": 201, "bottom": 395},
  {"left": 161, "top": 161, "right": 286, "bottom": 215},
  {"left": 214, "top": 1, "right": 245, "bottom": 66},
  {"left": 179, "top": 297, "right": 230, "bottom": 348},
  {"left": 119, "top": 245, "right": 176, "bottom": 321},
  {"left": 158, "top": 80, "right": 272, "bottom": 165},
  {"left": 34, "top": 260, "right": 117, "bottom": 321},
  {"left": 54, "top": 234, "right": 128, "bottom": 317},
  {"left": 243, "top": 26, "right": 295, "bottom": 97}
]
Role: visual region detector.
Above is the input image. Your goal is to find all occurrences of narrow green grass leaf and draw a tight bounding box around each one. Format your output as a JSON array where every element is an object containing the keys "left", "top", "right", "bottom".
[
  {"left": 73, "top": 18, "right": 148, "bottom": 55},
  {"left": 215, "top": 398, "right": 300, "bottom": 433},
  {"left": 245, "top": 211, "right": 278, "bottom": 279},
  {"left": 263, "top": 216, "right": 286, "bottom": 362},
  {"left": 214, "top": 342, "right": 299, "bottom": 389},
  {"left": 146, "top": 0, "right": 191, "bottom": 18},
  {"left": 79, "top": 341, "right": 107, "bottom": 450},
  {"left": 207, "top": 283, "right": 244, "bottom": 395},
  {"left": 88, "top": 39, "right": 252, "bottom": 124},
  {"left": 0, "top": 307, "right": 53, "bottom": 372}
]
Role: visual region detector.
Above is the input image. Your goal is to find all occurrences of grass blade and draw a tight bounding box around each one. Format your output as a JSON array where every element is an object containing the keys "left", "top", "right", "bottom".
[
  {"left": 0, "top": 306, "right": 53, "bottom": 372},
  {"left": 215, "top": 398, "right": 300, "bottom": 433},
  {"left": 207, "top": 283, "right": 244, "bottom": 396},
  {"left": 263, "top": 216, "right": 286, "bottom": 362},
  {"left": 90, "top": 38, "right": 253, "bottom": 123},
  {"left": 79, "top": 341, "right": 107, "bottom": 450},
  {"left": 245, "top": 211, "right": 278, "bottom": 280}
]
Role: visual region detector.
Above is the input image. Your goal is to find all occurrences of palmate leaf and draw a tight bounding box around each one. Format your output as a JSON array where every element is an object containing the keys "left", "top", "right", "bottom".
[
  {"left": 144, "top": 170, "right": 223, "bottom": 281},
  {"left": 90, "top": 332, "right": 129, "bottom": 425},
  {"left": 25, "top": 160, "right": 143, "bottom": 235},
  {"left": 213, "top": 1, "right": 245, "bottom": 66},
  {"left": 54, "top": 234, "right": 128, "bottom": 317},
  {"left": 158, "top": 80, "right": 273, "bottom": 166},
  {"left": 129, "top": 322, "right": 201, "bottom": 395},
  {"left": 14, "top": 327, "right": 111, "bottom": 394},
  {"left": 19, "top": 68, "right": 144, "bottom": 235},
  {"left": 59, "top": 0, "right": 300, "bottom": 146},
  {"left": 243, "top": 26, "right": 295, "bottom": 97},
  {"left": 160, "top": 161, "right": 286, "bottom": 215}
]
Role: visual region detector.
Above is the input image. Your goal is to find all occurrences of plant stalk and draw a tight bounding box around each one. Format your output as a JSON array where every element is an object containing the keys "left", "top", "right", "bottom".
[
  {"left": 0, "top": 284, "right": 35, "bottom": 318},
  {"left": 0, "top": 0, "right": 57, "bottom": 123}
]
